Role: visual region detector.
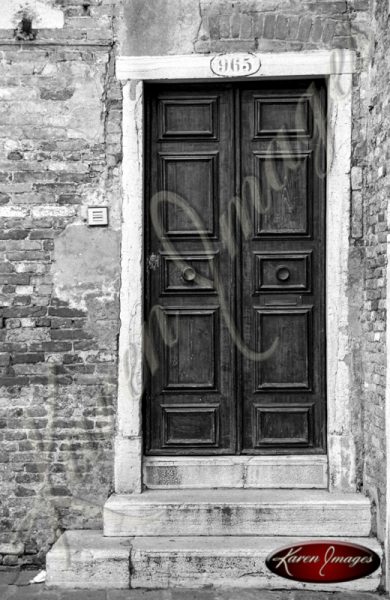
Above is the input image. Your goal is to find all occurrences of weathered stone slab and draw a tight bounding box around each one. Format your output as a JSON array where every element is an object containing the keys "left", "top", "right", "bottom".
[
  {"left": 103, "top": 490, "right": 371, "bottom": 538},
  {"left": 144, "top": 456, "right": 328, "bottom": 489},
  {"left": 45, "top": 530, "right": 382, "bottom": 592},
  {"left": 46, "top": 531, "right": 132, "bottom": 589},
  {"left": 130, "top": 536, "right": 382, "bottom": 591}
]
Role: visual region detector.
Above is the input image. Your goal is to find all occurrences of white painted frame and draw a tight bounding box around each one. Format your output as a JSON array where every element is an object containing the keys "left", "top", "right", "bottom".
[{"left": 116, "top": 50, "right": 355, "bottom": 494}]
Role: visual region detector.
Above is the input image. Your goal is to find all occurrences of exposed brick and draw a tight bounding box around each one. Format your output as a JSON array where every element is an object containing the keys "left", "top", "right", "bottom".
[
  {"left": 42, "top": 240, "right": 54, "bottom": 251},
  {"left": 219, "top": 15, "right": 230, "bottom": 38},
  {"left": 0, "top": 262, "right": 14, "bottom": 273},
  {"left": 275, "top": 15, "right": 289, "bottom": 39},
  {"left": 12, "top": 354, "right": 45, "bottom": 364},
  {"left": 7, "top": 251, "right": 49, "bottom": 262},
  {"left": 2, "top": 307, "right": 46, "bottom": 320},
  {"left": 263, "top": 14, "right": 276, "bottom": 39},
  {"left": 240, "top": 13, "right": 252, "bottom": 39},
  {"left": 6, "top": 240, "right": 41, "bottom": 250},
  {"left": 0, "top": 193, "right": 10, "bottom": 205},
  {"left": 322, "top": 20, "right": 336, "bottom": 44},
  {"left": 0, "top": 274, "right": 30, "bottom": 285},
  {"left": 42, "top": 342, "right": 73, "bottom": 352},
  {"left": 0, "top": 377, "right": 30, "bottom": 386},
  {"left": 50, "top": 486, "right": 71, "bottom": 496},
  {"left": 48, "top": 307, "right": 86, "bottom": 317},
  {"left": 40, "top": 87, "right": 75, "bottom": 101},
  {"left": 29, "top": 230, "right": 55, "bottom": 239},
  {"left": 351, "top": 191, "right": 363, "bottom": 239},
  {"left": 14, "top": 487, "right": 36, "bottom": 497},
  {"left": 287, "top": 16, "right": 300, "bottom": 40},
  {"left": 13, "top": 296, "right": 32, "bottom": 306},
  {"left": 229, "top": 10, "right": 241, "bottom": 38},
  {"left": 1, "top": 285, "right": 14, "bottom": 294},
  {"left": 208, "top": 15, "right": 220, "bottom": 39},
  {"left": 0, "top": 354, "right": 10, "bottom": 367},
  {"left": 0, "top": 230, "right": 28, "bottom": 240},
  {"left": 3, "top": 555, "right": 18, "bottom": 566},
  {"left": 36, "top": 318, "right": 51, "bottom": 327},
  {"left": 297, "top": 16, "right": 312, "bottom": 42},
  {"left": 352, "top": 166, "right": 363, "bottom": 190},
  {"left": 15, "top": 474, "right": 43, "bottom": 484},
  {"left": 25, "top": 463, "right": 48, "bottom": 473},
  {"left": 50, "top": 329, "right": 90, "bottom": 340}
]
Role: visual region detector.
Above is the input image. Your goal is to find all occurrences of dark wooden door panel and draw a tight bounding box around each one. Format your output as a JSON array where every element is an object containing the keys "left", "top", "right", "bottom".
[
  {"left": 159, "top": 97, "right": 219, "bottom": 139},
  {"left": 240, "top": 81, "right": 326, "bottom": 454},
  {"left": 253, "top": 152, "right": 311, "bottom": 236},
  {"left": 145, "top": 84, "right": 236, "bottom": 454},
  {"left": 254, "top": 308, "right": 312, "bottom": 391},
  {"left": 145, "top": 80, "right": 326, "bottom": 455},
  {"left": 161, "top": 308, "right": 219, "bottom": 391},
  {"left": 253, "top": 403, "right": 314, "bottom": 447},
  {"left": 160, "top": 153, "right": 219, "bottom": 237},
  {"left": 254, "top": 96, "right": 312, "bottom": 137},
  {"left": 254, "top": 251, "right": 312, "bottom": 293}
]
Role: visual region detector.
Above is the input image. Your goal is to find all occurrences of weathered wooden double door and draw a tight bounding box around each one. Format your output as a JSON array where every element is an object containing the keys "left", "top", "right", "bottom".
[{"left": 144, "top": 80, "right": 326, "bottom": 455}]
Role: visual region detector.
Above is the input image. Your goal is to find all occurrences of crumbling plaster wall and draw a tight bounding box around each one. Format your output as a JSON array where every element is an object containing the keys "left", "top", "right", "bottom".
[
  {"left": 0, "top": 0, "right": 386, "bottom": 567},
  {"left": 0, "top": 0, "right": 122, "bottom": 565},
  {"left": 120, "top": 0, "right": 369, "bottom": 55}
]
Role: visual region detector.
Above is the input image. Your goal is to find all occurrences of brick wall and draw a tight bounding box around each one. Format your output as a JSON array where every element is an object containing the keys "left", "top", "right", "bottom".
[
  {"left": 123, "top": 0, "right": 370, "bottom": 56},
  {"left": 361, "top": 0, "right": 389, "bottom": 544},
  {"left": 195, "top": 0, "right": 367, "bottom": 53},
  {"left": 0, "top": 0, "right": 121, "bottom": 566}
]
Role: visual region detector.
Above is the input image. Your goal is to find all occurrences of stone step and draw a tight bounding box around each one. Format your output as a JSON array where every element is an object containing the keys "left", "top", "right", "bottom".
[
  {"left": 103, "top": 489, "right": 372, "bottom": 537},
  {"left": 45, "top": 530, "right": 382, "bottom": 592},
  {"left": 143, "top": 455, "right": 328, "bottom": 489},
  {"left": 46, "top": 530, "right": 131, "bottom": 589},
  {"left": 130, "top": 535, "right": 382, "bottom": 591}
]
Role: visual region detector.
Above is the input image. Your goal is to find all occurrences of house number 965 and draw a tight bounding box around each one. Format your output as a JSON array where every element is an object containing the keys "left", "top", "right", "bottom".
[{"left": 210, "top": 53, "right": 261, "bottom": 77}]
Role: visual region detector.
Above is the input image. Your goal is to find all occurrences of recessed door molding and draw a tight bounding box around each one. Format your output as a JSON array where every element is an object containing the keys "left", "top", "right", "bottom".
[{"left": 116, "top": 50, "right": 355, "bottom": 493}]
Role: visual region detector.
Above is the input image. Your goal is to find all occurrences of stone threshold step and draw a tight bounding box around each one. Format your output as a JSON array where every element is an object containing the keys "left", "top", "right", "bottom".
[
  {"left": 103, "top": 489, "right": 372, "bottom": 537},
  {"left": 46, "top": 530, "right": 382, "bottom": 592},
  {"left": 143, "top": 455, "right": 328, "bottom": 489}
]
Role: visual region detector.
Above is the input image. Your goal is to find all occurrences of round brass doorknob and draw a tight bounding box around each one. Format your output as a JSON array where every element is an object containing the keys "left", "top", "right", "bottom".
[
  {"left": 182, "top": 267, "right": 196, "bottom": 282},
  {"left": 276, "top": 266, "right": 290, "bottom": 282}
]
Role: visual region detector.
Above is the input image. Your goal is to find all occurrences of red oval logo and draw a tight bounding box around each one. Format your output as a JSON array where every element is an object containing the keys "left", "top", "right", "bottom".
[{"left": 266, "top": 541, "right": 380, "bottom": 584}]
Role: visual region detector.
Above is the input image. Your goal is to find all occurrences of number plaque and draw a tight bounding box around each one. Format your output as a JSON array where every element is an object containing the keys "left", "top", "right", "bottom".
[{"left": 210, "top": 53, "right": 261, "bottom": 77}]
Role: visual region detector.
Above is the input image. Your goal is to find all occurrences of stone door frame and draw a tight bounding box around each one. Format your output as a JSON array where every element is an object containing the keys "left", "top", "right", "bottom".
[{"left": 115, "top": 50, "right": 356, "bottom": 494}]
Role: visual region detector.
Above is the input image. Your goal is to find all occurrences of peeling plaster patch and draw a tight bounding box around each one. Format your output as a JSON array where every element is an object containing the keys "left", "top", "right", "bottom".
[
  {"left": 36, "top": 60, "right": 106, "bottom": 142},
  {"left": 120, "top": 0, "right": 201, "bottom": 56},
  {"left": 53, "top": 224, "right": 121, "bottom": 312},
  {"left": 0, "top": 1, "right": 64, "bottom": 30},
  {"left": 66, "top": 63, "right": 105, "bottom": 142},
  {"left": 66, "top": 85, "right": 104, "bottom": 142}
]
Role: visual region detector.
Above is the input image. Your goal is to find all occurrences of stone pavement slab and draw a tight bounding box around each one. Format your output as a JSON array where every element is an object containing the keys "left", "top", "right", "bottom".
[
  {"left": 1, "top": 588, "right": 387, "bottom": 600},
  {"left": 0, "top": 571, "right": 387, "bottom": 600}
]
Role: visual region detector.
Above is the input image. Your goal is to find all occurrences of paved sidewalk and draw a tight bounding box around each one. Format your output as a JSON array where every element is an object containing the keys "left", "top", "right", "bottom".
[{"left": 0, "top": 571, "right": 387, "bottom": 600}]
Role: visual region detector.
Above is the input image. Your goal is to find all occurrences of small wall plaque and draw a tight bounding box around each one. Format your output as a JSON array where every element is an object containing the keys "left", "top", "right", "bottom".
[
  {"left": 210, "top": 53, "right": 261, "bottom": 77},
  {"left": 87, "top": 206, "right": 108, "bottom": 226}
]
